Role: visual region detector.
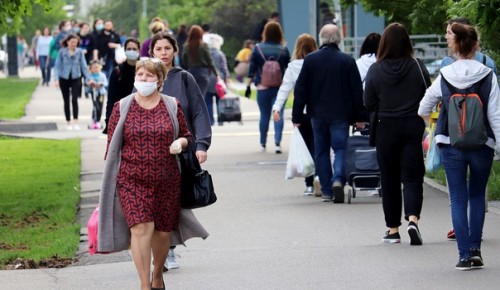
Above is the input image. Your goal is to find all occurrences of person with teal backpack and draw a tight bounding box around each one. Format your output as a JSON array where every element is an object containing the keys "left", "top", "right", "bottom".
[{"left": 418, "top": 22, "right": 500, "bottom": 271}]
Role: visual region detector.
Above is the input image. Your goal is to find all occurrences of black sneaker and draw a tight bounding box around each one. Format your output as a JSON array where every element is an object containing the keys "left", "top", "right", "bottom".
[
  {"left": 470, "top": 249, "right": 484, "bottom": 269},
  {"left": 455, "top": 259, "right": 472, "bottom": 271},
  {"left": 407, "top": 221, "right": 423, "bottom": 246},
  {"left": 382, "top": 231, "right": 401, "bottom": 244},
  {"left": 332, "top": 184, "right": 344, "bottom": 204}
]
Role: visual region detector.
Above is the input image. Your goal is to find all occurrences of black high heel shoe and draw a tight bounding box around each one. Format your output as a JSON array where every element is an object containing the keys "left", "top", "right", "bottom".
[{"left": 151, "top": 273, "right": 165, "bottom": 290}]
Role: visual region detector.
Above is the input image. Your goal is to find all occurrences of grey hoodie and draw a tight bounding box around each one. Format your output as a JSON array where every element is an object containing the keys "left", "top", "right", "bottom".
[
  {"left": 162, "top": 67, "right": 212, "bottom": 152},
  {"left": 418, "top": 59, "right": 500, "bottom": 150}
]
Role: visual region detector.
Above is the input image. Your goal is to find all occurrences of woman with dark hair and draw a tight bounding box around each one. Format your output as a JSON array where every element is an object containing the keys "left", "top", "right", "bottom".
[
  {"left": 103, "top": 37, "right": 141, "bottom": 134},
  {"left": 356, "top": 32, "right": 381, "bottom": 85},
  {"left": 419, "top": 23, "right": 500, "bottom": 270},
  {"left": 181, "top": 25, "right": 218, "bottom": 96},
  {"left": 364, "top": 23, "right": 431, "bottom": 245},
  {"left": 53, "top": 34, "right": 94, "bottom": 130},
  {"left": 248, "top": 21, "right": 291, "bottom": 153},
  {"left": 272, "top": 33, "right": 318, "bottom": 193},
  {"left": 150, "top": 31, "right": 212, "bottom": 270}
]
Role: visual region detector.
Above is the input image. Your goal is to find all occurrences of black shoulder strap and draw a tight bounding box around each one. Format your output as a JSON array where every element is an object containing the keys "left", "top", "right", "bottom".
[
  {"left": 482, "top": 54, "right": 487, "bottom": 65},
  {"left": 181, "top": 70, "right": 188, "bottom": 89}
]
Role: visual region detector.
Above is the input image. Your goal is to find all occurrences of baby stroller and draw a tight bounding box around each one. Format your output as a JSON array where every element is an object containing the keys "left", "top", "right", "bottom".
[{"left": 344, "top": 126, "right": 381, "bottom": 204}]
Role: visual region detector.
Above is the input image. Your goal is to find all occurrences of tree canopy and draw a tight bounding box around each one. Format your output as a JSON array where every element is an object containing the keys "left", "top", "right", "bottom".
[
  {"left": 340, "top": 0, "right": 500, "bottom": 63},
  {"left": 0, "top": 0, "right": 53, "bottom": 34}
]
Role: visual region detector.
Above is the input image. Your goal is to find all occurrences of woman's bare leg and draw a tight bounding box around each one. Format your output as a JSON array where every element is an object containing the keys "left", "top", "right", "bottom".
[
  {"left": 130, "top": 222, "right": 155, "bottom": 290},
  {"left": 151, "top": 231, "right": 170, "bottom": 288}
]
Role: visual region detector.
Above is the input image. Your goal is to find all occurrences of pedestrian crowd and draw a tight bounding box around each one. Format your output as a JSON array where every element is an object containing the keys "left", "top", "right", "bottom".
[{"left": 24, "top": 9, "right": 500, "bottom": 289}]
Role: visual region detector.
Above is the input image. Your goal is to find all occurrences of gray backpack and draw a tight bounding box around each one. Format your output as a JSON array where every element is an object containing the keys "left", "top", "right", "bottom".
[{"left": 441, "top": 72, "right": 493, "bottom": 149}]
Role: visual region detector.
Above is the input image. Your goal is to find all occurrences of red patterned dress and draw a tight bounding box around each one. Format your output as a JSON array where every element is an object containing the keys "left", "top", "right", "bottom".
[{"left": 107, "top": 98, "right": 191, "bottom": 232}]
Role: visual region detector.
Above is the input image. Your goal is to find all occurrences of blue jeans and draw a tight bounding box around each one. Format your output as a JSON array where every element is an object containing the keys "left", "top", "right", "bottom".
[
  {"left": 256, "top": 88, "right": 283, "bottom": 146},
  {"left": 440, "top": 144, "right": 493, "bottom": 259},
  {"left": 311, "top": 118, "right": 349, "bottom": 195},
  {"left": 204, "top": 92, "right": 219, "bottom": 126},
  {"left": 39, "top": 55, "right": 51, "bottom": 84}
]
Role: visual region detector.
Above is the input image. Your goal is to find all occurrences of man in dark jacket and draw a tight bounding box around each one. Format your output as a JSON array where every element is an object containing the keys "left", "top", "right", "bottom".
[
  {"left": 93, "top": 20, "right": 121, "bottom": 79},
  {"left": 292, "top": 24, "right": 365, "bottom": 203}
]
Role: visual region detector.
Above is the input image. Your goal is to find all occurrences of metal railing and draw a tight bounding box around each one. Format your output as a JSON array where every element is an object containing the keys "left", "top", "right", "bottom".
[{"left": 344, "top": 34, "right": 448, "bottom": 62}]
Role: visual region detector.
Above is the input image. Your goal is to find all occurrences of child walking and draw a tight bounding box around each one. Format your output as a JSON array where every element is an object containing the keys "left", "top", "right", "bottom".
[{"left": 86, "top": 60, "right": 108, "bottom": 129}]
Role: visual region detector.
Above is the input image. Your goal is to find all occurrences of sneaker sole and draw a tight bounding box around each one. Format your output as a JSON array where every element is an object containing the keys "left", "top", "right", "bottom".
[
  {"left": 455, "top": 266, "right": 472, "bottom": 271},
  {"left": 408, "top": 225, "right": 423, "bottom": 246},
  {"left": 321, "top": 198, "right": 333, "bottom": 202},
  {"left": 470, "top": 257, "right": 484, "bottom": 269},
  {"left": 382, "top": 239, "right": 401, "bottom": 244}
]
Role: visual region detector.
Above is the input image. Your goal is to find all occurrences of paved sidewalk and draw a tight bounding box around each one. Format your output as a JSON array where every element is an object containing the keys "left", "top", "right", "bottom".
[{"left": 2, "top": 67, "right": 500, "bottom": 289}]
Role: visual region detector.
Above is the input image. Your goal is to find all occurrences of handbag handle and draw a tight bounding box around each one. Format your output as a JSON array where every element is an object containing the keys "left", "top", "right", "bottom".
[{"left": 413, "top": 57, "right": 429, "bottom": 88}]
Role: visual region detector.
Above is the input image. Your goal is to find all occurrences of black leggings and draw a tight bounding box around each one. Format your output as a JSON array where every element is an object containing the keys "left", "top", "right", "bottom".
[
  {"left": 59, "top": 78, "right": 82, "bottom": 121},
  {"left": 299, "top": 115, "right": 315, "bottom": 187},
  {"left": 89, "top": 89, "right": 104, "bottom": 122}
]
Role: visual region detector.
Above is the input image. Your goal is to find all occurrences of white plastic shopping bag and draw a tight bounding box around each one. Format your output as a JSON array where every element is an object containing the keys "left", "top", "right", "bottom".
[
  {"left": 285, "top": 127, "right": 315, "bottom": 179},
  {"left": 114, "top": 45, "right": 126, "bottom": 64}
]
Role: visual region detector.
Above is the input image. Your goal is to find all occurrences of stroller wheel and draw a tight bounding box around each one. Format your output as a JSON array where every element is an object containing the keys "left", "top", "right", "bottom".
[{"left": 347, "top": 189, "right": 352, "bottom": 204}]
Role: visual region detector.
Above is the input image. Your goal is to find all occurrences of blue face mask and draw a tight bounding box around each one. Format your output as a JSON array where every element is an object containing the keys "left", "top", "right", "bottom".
[
  {"left": 73, "top": 27, "right": 80, "bottom": 34},
  {"left": 92, "top": 73, "right": 100, "bottom": 78},
  {"left": 125, "top": 50, "right": 139, "bottom": 60},
  {"left": 96, "top": 24, "right": 104, "bottom": 31}
]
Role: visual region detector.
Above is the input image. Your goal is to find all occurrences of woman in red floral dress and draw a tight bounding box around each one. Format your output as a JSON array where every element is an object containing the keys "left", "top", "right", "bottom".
[{"left": 106, "top": 58, "right": 191, "bottom": 290}]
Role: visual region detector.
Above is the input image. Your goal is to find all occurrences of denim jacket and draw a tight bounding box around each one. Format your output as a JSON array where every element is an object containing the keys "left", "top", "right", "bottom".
[
  {"left": 248, "top": 42, "right": 290, "bottom": 86},
  {"left": 54, "top": 47, "right": 91, "bottom": 80}
]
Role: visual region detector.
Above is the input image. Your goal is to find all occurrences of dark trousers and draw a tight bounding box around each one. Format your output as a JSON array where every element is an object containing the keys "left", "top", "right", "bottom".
[
  {"left": 376, "top": 116, "right": 425, "bottom": 228},
  {"left": 299, "top": 115, "right": 314, "bottom": 187},
  {"left": 89, "top": 89, "right": 104, "bottom": 122},
  {"left": 59, "top": 77, "right": 81, "bottom": 121}
]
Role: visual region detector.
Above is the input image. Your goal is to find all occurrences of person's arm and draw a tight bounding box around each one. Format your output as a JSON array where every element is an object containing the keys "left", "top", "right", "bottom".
[
  {"left": 201, "top": 44, "right": 218, "bottom": 76},
  {"left": 349, "top": 59, "right": 367, "bottom": 123},
  {"left": 487, "top": 74, "right": 500, "bottom": 144},
  {"left": 104, "top": 67, "right": 119, "bottom": 132},
  {"left": 219, "top": 51, "right": 230, "bottom": 82},
  {"left": 53, "top": 50, "right": 62, "bottom": 81},
  {"left": 79, "top": 51, "right": 93, "bottom": 84},
  {"left": 292, "top": 59, "right": 310, "bottom": 125},
  {"left": 186, "top": 73, "right": 212, "bottom": 161},
  {"left": 105, "top": 102, "right": 121, "bottom": 159},
  {"left": 418, "top": 75, "right": 442, "bottom": 117},
  {"left": 273, "top": 66, "right": 295, "bottom": 112},
  {"left": 363, "top": 65, "right": 378, "bottom": 113}
]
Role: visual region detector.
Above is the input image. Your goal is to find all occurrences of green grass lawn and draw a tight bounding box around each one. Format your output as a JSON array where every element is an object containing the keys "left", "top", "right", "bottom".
[
  {"left": 0, "top": 137, "right": 81, "bottom": 267},
  {"left": 0, "top": 78, "right": 39, "bottom": 119}
]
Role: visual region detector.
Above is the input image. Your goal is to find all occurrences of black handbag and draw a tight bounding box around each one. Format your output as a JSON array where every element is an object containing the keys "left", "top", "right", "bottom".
[
  {"left": 180, "top": 149, "right": 217, "bottom": 209},
  {"left": 368, "top": 110, "right": 378, "bottom": 147}
]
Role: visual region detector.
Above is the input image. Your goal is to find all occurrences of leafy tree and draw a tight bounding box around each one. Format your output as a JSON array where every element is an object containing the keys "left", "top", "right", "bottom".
[
  {"left": 0, "top": 0, "right": 53, "bottom": 35},
  {"left": 340, "top": 0, "right": 448, "bottom": 34},
  {"left": 20, "top": 1, "right": 67, "bottom": 43},
  {"left": 448, "top": 0, "right": 500, "bottom": 63}
]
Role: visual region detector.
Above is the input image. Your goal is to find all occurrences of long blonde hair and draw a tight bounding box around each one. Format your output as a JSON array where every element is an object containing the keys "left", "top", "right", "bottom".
[{"left": 292, "top": 34, "right": 318, "bottom": 60}]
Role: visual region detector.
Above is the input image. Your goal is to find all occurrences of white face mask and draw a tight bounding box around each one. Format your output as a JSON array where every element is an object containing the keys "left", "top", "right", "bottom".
[{"left": 134, "top": 81, "right": 158, "bottom": 96}]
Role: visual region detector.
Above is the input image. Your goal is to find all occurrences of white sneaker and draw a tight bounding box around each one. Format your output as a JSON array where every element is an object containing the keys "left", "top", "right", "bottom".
[
  {"left": 165, "top": 249, "right": 179, "bottom": 269},
  {"left": 275, "top": 145, "right": 282, "bottom": 154},
  {"left": 304, "top": 186, "right": 314, "bottom": 196},
  {"left": 73, "top": 124, "right": 81, "bottom": 131},
  {"left": 67, "top": 125, "right": 73, "bottom": 131}
]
